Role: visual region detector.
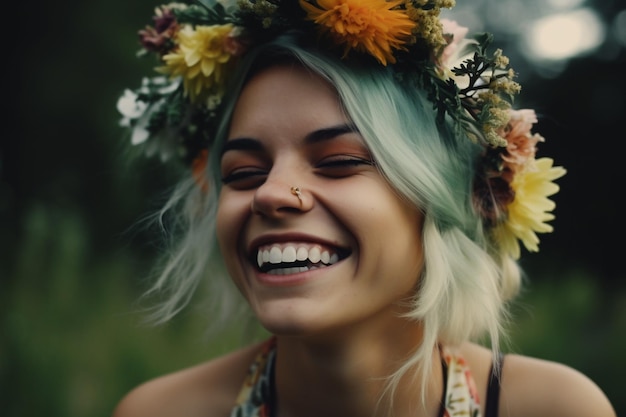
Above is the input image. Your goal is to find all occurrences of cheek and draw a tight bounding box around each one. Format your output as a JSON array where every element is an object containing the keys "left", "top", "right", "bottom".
[
  {"left": 215, "top": 191, "right": 249, "bottom": 253},
  {"left": 380, "top": 210, "right": 424, "bottom": 296},
  {"left": 215, "top": 192, "right": 254, "bottom": 294},
  {"left": 393, "top": 204, "right": 424, "bottom": 267},
  {"left": 368, "top": 193, "right": 424, "bottom": 276}
]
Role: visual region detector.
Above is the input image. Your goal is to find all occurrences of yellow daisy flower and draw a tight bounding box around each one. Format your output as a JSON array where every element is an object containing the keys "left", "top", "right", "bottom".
[
  {"left": 158, "top": 23, "right": 235, "bottom": 103},
  {"left": 299, "top": 0, "right": 415, "bottom": 65},
  {"left": 493, "top": 157, "right": 566, "bottom": 259}
]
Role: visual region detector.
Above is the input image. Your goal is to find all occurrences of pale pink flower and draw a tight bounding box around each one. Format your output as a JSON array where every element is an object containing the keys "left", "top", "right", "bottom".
[
  {"left": 440, "top": 19, "right": 469, "bottom": 68},
  {"left": 501, "top": 109, "right": 544, "bottom": 171},
  {"left": 437, "top": 19, "right": 476, "bottom": 88}
]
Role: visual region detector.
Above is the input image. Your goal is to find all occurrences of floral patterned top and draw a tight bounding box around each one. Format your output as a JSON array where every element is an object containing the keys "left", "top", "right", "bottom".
[{"left": 229, "top": 338, "right": 487, "bottom": 417}]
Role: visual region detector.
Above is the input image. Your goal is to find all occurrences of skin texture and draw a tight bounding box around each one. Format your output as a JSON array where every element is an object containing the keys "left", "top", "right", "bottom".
[
  {"left": 112, "top": 65, "right": 616, "bottom": 417},
  {"left": 216, "top": 64, "right": 424, "bottom": 339}
]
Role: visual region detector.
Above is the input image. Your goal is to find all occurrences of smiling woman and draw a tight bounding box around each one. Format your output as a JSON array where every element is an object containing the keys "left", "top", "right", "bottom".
[
  {"left": 112, "top": 1, "right": 615, "bottom": 417},
  {"left": 217, "top": 64, "right": 425, "bottom": 340}
]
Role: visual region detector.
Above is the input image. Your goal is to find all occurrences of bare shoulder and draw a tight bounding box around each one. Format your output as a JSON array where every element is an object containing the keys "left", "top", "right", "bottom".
[
  {"left": 498, "top": 354, "right": 616, "bottom": 417},
  {"left": 111, "top": 341, "right": 266, "bottom": 417},
  {"left": 458, "top": 343, "right": 615, "bottom": 417}
]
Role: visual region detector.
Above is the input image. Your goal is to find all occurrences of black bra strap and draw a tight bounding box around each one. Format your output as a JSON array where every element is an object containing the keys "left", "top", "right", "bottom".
[{"left": 485, "top": 352, "right": 505, "bottom": 417}]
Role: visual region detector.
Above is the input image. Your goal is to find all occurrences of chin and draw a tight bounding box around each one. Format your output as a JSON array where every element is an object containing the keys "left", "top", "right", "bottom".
[
  {"left": 259, "top": 319, "right": 321, "bottom": 337},
  {"left": 253, "top": 300, "right": 331, "bottom": 336}
]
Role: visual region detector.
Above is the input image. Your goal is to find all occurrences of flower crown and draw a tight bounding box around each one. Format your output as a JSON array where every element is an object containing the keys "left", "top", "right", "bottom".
[{"left": 117, "top": 0, "right": 566, "bottom": 259}]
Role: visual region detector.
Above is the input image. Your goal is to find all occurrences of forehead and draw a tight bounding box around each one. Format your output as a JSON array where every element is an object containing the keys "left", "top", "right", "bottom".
[{"left": 227, "top": 64, "right": 349, "bottom": 141}]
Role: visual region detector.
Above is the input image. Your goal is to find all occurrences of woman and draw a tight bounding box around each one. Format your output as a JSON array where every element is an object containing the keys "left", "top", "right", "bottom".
[{"left": 113, "top": 1, "right": 616, "bottom": 416}]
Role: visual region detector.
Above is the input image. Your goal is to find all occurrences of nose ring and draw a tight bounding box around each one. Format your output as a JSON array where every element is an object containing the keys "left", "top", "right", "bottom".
[{"left": 290, "top": 186, "right": 303, "bottom": 206}]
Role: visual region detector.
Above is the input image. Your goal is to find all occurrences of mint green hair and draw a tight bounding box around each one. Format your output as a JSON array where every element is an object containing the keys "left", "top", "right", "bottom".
[{"left": 143, "top": 32, "right": 522, "bottom": 407}]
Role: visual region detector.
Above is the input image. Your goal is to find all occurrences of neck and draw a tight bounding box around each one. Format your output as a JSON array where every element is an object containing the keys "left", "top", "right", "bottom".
[{"left": 273, "top": 317, "right": 443, "bottom": 417}]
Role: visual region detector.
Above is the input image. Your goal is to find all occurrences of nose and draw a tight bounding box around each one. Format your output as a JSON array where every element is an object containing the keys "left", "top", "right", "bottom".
[{"left": 251, "top": 178, "right": 311, "bottom": 217}]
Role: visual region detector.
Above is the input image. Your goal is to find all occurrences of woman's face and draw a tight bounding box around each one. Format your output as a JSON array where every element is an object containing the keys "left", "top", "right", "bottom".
[{"left": 216, "top": 64, "right": 424, "bottom": 336}]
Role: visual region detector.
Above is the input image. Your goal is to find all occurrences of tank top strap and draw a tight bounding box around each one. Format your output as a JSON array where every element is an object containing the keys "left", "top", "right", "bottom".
[
  {"left": 440, "top": 345, "right": 483, "bottom": 417},
  {"left": 484, "top": 352, "right": 505, "bottom": 417},
  {"left": 231, "top": 337, "right": 276, "bottom": 417}
]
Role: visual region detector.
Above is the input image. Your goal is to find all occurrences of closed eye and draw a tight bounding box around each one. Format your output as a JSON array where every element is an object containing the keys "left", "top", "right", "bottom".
[
  {"left": 316, "top": 156, "right": 375, "bottom": 177},
  {"left": 221, "top": 168, "right": 267, "bottom": 188}
]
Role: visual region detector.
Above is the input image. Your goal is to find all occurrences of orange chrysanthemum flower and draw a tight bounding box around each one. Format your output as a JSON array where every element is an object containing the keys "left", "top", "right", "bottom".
[{"left": 300, "top": 0, "right": 415, "bottom": 65}]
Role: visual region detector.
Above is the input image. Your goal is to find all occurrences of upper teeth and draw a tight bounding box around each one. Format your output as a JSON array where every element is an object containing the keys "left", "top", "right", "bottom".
[{"left": 257, "top": 244, "right": 340, "bottom": 268}]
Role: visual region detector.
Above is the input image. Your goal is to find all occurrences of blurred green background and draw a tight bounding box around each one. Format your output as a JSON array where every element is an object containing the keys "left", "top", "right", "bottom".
[{"left": 2, "top": 0, "right": 624, "bottom": 416}]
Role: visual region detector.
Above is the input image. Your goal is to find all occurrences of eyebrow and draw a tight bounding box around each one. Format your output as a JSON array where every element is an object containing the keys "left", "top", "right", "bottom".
[
  {"left": 219, "top": 137, "right": 262, "bottom": 156},
  {"left": 305, "top": 124, "right": 359, "bottom": 144},
  {"left": 220, "top": 123, "right": 359, "bottom": 157}
]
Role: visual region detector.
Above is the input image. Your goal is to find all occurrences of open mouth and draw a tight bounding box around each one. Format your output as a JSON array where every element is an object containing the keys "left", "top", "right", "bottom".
[{"left": 255, "top": 243, "right": 349, "bottom": 275}]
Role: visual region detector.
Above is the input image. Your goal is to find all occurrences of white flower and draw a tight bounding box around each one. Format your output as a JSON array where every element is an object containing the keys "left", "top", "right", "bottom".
[
  {"left": 143, "top": 76, "right": 180, "bottom": 95},
  {"left": 117, "top": 89, "right": 147, "bottom": 126},
  {"left": 130, "top": 101, "right": 162, "bottom": 145},
  {"left": 117, "top": 77, "right": 182, "bottom": 146}
]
